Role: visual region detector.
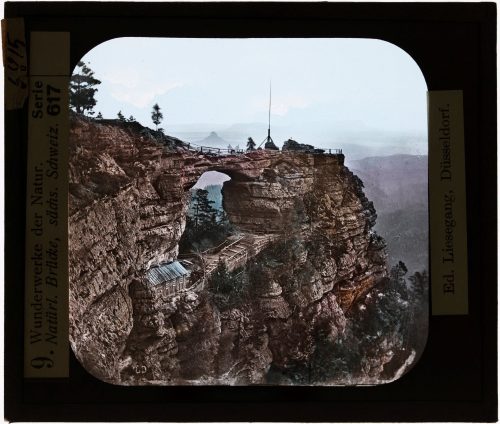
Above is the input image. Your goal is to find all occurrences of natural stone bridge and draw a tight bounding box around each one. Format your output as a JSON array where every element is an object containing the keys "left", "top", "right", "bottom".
[
  {"left": 69, "top": 116, "right": 386, "bottom": 384},
  {"left": 141, "top": 144, "right": 364, "bottom": 298},
  {"left": 154, "top": 145, "right": 346, "bottom": 238}
]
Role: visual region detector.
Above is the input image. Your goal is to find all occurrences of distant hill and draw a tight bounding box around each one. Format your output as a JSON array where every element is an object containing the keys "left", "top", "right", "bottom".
[
  {"left": 196, "top": 131, "right": 231, "bottom": 148},
  {"left": 347, "top": 154, "right": 428, "bottom": 274},
  {"left": 339, "top": 141, "right": 426, "bottom": 161}
]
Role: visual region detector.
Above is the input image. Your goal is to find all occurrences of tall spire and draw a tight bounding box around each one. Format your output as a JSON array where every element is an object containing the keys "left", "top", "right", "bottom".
[
  {"left": 268, "top": 80, "right": 272, "bottom": 137},
  {"left": 259, "top": 80, "right": 275, "bottom": 148}
]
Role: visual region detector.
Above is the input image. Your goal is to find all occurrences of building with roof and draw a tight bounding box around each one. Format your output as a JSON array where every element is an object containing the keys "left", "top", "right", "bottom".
[{"left": 146, "top": 260, "right": 191, "bottom": 296}]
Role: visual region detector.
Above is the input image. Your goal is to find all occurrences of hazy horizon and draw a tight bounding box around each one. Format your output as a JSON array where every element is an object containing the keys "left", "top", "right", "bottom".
[{"left": 79, "top": 37, "right": 428, "bottom": 156}]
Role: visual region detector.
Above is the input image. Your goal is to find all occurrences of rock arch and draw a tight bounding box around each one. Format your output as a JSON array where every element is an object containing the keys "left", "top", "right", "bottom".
[{"left": 68, "top": 116, "right": 385, "bottom": 384}]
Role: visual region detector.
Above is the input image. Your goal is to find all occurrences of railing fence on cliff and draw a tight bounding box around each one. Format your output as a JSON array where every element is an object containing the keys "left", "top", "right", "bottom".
[
  {"left": 182, "top": 141, "right": 343, "bottom": 157},
  {"left": 183, "top": 142, "right": 246, "bottom": 155}
]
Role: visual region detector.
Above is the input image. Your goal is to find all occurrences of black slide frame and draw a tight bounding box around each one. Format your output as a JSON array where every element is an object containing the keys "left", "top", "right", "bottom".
[{"left": 4, "top": 2, "right": 497, "bottom": 422}]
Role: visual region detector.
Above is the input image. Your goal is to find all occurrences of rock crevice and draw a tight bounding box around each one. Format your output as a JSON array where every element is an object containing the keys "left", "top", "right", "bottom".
[{"left": 69, "top": 116, "right": 387, "bottom": 384}]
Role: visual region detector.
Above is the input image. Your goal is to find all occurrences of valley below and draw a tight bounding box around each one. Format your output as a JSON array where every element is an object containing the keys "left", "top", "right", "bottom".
[{"left": 68, "top": 115, "right": 428, "bottom": 386}]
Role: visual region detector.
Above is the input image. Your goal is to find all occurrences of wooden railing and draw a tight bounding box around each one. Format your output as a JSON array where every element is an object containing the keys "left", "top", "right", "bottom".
[
  {"left": 201, "top": 236, "right": 244, "bottom": 255},
  {"left": 184, "top": 233, "right": 279, "bottom": 293},
  {"left": 182, "top": 142, "right": 343, "bottom": 157}
]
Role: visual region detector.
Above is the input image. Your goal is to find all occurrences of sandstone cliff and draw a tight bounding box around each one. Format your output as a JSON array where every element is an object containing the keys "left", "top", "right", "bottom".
[{"left": 69, "top": 115, "right": 394, "bottom": 385}]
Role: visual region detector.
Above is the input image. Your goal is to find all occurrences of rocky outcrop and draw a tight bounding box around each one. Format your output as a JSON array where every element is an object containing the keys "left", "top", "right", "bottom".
[
  {"left": 282, "top": 138, "right": 315, "bottom": 151},
  {"left": 69, "top": 115, "right": 387, "bottom": 385}
]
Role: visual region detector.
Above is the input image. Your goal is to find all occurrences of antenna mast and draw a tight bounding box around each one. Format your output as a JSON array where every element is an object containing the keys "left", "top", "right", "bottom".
[
  {"left": 268, "top": 80, "right": 271, "bottom": 137},
  {"left": 259, "top": 80, "right": 274, "bottom": 148}
]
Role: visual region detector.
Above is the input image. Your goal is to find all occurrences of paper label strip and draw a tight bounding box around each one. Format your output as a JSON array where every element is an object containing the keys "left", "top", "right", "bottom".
[
  {"left": 428, "top": 90, "right": 468, "bottom": 315},
  {"left": 25, "top": 32, "right": 70, "bottom": 377}
]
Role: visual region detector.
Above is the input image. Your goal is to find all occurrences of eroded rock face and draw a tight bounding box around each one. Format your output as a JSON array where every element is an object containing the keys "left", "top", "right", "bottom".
[{"left": 69, "top": 115, "right": 387, "bottom": 384}]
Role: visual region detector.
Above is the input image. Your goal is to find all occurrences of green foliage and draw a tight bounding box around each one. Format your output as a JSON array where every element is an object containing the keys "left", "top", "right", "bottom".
[
  {"left": 310, "top": 333, "right": 361, "bottom": 383},
  {"left": 188, "top": 185, "right": 224, "bottom": 215},
  {"left": 211, "top": 260, "right": 233, "bottom": 294},
  {"left": 244, "top": 235, "right": 305, "bottom": 297},
  {"left": 209, "top": 260, "right": 247, "bottom": 310},
  {"left": 70, "top": 61, "right": 101, "bottom": 115},
  {"left": 390, "top": 260, "right": 408, "bottom": 282},
  {"left": 117, "top": 110, "right": 126, "bottom": 121},
  {"left": 192, "top": 189, "right": 216, "bottom": 229},
  {"left": 246, "top": 260, "right": 268, "bottom": 294},
  {"left": 406, "top": 270, "right": 429, "bottom": 354},
  {"left": 179, "top": 188, "right": 233, "bottom": 253},
  {"left": 354, "top": 262, "right": 410, "bottom": 344},
  {"left": 128, "top": 115, "right": 136, "bottom": 122},
  {"left": 151, "top": 103, "right": 163, "bottom": 130},
  {"left": 408, "top": 270, "right": 428, "bottom": 302},
  {"left": 96, "top": 112, "right": 103, "bottom": 119},
  {"left": 304, "top": 261, "right": 428, "bottom": 384}
]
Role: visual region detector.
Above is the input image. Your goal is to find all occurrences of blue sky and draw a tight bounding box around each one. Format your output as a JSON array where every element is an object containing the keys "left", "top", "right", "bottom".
[{"left": 79, "top": 37, "right": 428, "bottom": 155}]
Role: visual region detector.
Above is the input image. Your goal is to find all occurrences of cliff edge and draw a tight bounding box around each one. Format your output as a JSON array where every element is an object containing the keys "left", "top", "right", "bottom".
[{"left": 69, "top": 115, "right": 397, "bottom": 385}]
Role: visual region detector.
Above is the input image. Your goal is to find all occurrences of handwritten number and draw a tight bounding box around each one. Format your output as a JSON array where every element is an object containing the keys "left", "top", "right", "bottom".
[
  {"left": 7, "top": 33, "right": 25, "bottom": 50},
  {"left": 5, "top": 32, "right": 27, "bottom": 93},
  {"left": 6, "top": 56, "right": 20, "bottom": 72},
  {"left": 7, "top": 76, "right": 26, "bottom": 89}
]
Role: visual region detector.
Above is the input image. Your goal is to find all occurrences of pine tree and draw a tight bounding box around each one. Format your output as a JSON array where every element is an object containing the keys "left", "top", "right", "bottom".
[
  {"left": 209, "top": 259, "right": 247, "bottom": 309},
  {"left": 246, "top": 137, "right": 256, "bottom": 151},
  {"left": 211, "top": 259, "right": 232, "bottom": 294},
  {"left": 151, "top": 103, "right": 163, "bottom": 131},
  {"left": 390, "top": 261, "right": 408, "bottom": 298},
  {"left": 128, "top": 115, "right": 136, "bottom": 122},
  {"left": 408, "top": 270, "right": 428, "bottom": 302},
  {"left": 117, "top": 110, "right": 126, "bottom": 121},
  {"left": 96, "top": 112, "right": 103, "bottom": 119},
  {"left": 70, "top": 61, "right": 101, "bottom": 115},
  {"left": 192, "top": 189, "right": 216, "bottom": 229},
  {"left": 407, "top": 270, "right": 429, "bottom": 353}
]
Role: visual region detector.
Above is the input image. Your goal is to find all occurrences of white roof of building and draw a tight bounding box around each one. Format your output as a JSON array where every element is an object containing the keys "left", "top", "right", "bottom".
[{"left": 146, "top": 261, "right": 190, "bottom": 286}]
